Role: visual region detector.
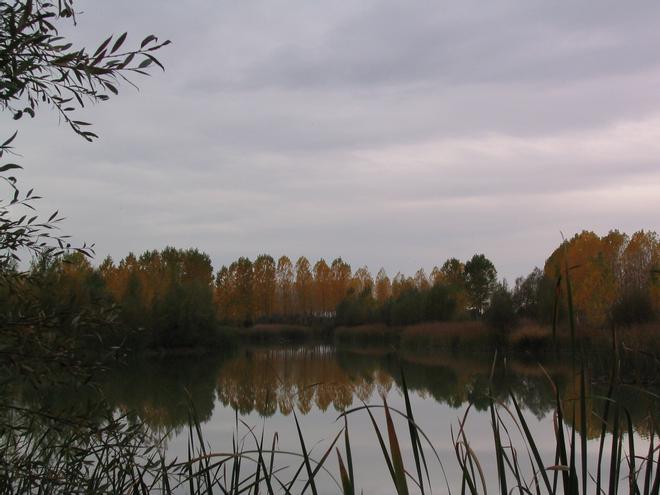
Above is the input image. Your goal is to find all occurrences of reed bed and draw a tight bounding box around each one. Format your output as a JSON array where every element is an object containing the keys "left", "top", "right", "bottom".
[{"left": 400, "top": 321, "right": 490, "bottom": 352}]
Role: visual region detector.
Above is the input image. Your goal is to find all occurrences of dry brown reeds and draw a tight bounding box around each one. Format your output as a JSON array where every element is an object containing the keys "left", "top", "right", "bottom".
[{"left": 400, "top": 321, "right": 489, "bottom": 351}]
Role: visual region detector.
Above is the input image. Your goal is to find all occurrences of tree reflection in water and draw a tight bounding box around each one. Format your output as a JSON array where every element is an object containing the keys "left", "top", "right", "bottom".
[
  {"left": 13, "top": 345, "right": 656, "bottom": 441},
  {"left": 68, "top": 345, "right": 656, "bottom": 440}
]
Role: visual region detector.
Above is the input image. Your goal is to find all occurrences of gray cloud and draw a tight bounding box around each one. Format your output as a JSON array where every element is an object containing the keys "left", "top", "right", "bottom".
[{"left": 7, "top": 0, "right": 660, "bottom": 282}]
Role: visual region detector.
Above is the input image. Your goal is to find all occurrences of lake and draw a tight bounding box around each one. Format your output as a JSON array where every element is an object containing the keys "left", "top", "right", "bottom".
[
  {"left": 12, "top": 345, "right": 660, "bottom": 493},
  {"left": 27, "top": 344, "right": 660, "bottom": 493}
]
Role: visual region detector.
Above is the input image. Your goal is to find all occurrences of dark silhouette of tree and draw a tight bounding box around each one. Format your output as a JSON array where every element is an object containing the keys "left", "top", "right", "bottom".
[{"left": 464, "top": 254, "right": 497, "bottom": 317}]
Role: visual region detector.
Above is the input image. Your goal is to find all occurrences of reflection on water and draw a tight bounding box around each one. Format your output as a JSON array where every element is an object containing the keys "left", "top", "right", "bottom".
[
  {"left": 7, "top": 344, "right": 658, "bottom": 492},
  {"left": 80, "top": 345, "right": 657, "bottom": 439}
]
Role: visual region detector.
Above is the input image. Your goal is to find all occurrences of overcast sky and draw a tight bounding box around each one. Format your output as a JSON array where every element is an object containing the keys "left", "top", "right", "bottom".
[{"left": 9, "top": 0, "right": 660, "bottom": 282}]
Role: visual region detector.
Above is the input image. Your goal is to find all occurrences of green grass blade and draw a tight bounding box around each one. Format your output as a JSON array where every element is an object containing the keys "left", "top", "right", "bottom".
[
  {"left": 608, "top": 405, "right": 621, "bottom": 495},
  {"left": 643, "top": 425, "right": 654, "bottom": 495},
  {"left": 489, "top": 395, "right": 508, "bottom": 495},
  {"left": 269, "top": 432, "right": 278, "bottom": 490},
  {"left": 361, "top": 400, "right": 397, "bottom": 487},
  {"left": 343, "top": 415, "right": 355, "bottom": 493},
  {"left": 555, "top": 389, "right": 570, "bottom": 494},
  {"left": 384, "top": 396, "right": 409, "bottom": 495},
  {"left": 650, "top": 433, "right": 660, "bottom": 495},
  {"left": 510, "top": 393, "right": 552, "bottom": 493},
  {"left": 569, "top": 399, "right": 578, "bottom": 495},
  {"left": 301, "top": 429, "right": 342, "bottom": 494},
  {"left": 580, "top": 360, "right": 587, "bottom": 495},
  {"left": 336, "top": 449, "right": 354, "bottom": 495},
  {"left": 400, "top": 366, "right": 427, "bottom": 495},
  {"left": 624, "top": 408, "right": 641, "bottom": 495},
  {"left": 292, "top": 410, "right": 318, "bottom": 495},
  {"left": 596, "top": 360, "right": 616, "bottom": 494}
]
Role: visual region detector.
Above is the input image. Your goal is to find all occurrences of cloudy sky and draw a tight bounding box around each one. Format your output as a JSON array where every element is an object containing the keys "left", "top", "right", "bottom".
[{"left": 10, "top": 0, "right": 660, "bottom": 281}]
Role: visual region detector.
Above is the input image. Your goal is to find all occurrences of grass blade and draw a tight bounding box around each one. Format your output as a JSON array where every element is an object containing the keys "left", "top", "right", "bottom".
[
  {"left": 624, "top": 408, "right": 640, "bottom": 495},
  {"left": 336, "top": 449, "right": 354, "bottom": 495},
  {"left": 608, "top": 404, "right": 621, "bottom": 495},
  {"left": 510, "top": 393, "right": 552, "bottom": 493},
  {"left": 554, "top": 390, "right": 570, "bottom": 494},
  {"left": 400, "top": 366, "right": 428, "bottom": 495},
  {"left": 300, "top": 429, "right": 342, "bottom": 494},
  {"left": 292, "top": 410, "right": 318, "bottom": 495},
  {"left": 384, "top": 396, "right": 409, "bottom": 495},
  {"left": 343, "top": 415, "right": 355, "bottom": 493},
  {"left": 580, "top": 360, "right": 587, "bottom": 495},
  {"left": 643, "top": 423, "right": 654, "bottom": 495},
  {"left": 361, "top": 400, "right": 397, "bottom": 487}
]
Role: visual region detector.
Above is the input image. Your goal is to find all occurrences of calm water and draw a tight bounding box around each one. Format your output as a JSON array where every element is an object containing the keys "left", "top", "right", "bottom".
[{"left": 37, "top": 345, "right": 660, "bottom": 492}]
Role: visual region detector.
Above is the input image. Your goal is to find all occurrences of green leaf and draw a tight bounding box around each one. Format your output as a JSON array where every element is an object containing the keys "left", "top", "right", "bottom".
[
  {"left": 2, "top": 131, "right": 18, "bottom": 147},
  {"left": 111, "top": 32, "right": 127, "bottom": 54},
  {"left": 94, "top": 35, "right": 113, "bottom": 57},
  {"left": 104, "top": 82, "right": 118, "bottom": 95},
  {"left": 138, "top": 58, "right": 153, "bottom": 69},
  {"left": 0, "top": 164, "right": 22, "bottom": 172},
  {"left": 141, "top": 35, "right": 157, "bottom": 48}
]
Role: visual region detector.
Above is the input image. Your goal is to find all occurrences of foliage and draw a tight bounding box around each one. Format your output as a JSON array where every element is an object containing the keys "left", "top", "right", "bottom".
[
  {"left": 545, "top": 230, "right": 659, "bottom": 327},
  {"left": 425, "top": 282, "right": 458, "bottom": 321},
  {"left": 1, "top": 0, "right": 169, "bottom": 140},
  {"left": 335, "top": 287, "right": 379, "bottom": 326},
  {"left": 1, "top": 4, "right": 172, "bottom": 492},
  {"left": 486, "top": 282, "right": 517, "bottom": 329},
  {"left": 464, "top": 253, "right": 497, "bottom": 316},
  {"left": 37, "top": 247, "right": 221, "bottom": 349},
  {"left": 1, "top": 0, "right": 169, "bottom": 323}
]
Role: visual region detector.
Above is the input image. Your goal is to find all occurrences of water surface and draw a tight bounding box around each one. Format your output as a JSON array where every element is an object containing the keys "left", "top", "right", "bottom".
[{"left": 79, "top": 345, "right": 657, "bottom": 492}]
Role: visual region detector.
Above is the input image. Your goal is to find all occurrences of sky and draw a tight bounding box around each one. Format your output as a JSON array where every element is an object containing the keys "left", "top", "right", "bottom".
[{"left": 8, "top": 0, "right": 660, "bottom": 282}]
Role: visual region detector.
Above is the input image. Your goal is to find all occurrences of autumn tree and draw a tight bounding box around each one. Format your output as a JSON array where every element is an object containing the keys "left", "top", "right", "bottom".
[
  {"left": 230, "top": 257, "right": 254, "bottom": 326},
  {"left": 313, "top": 258, "right": 331, "bottom": 314},
  {"left": 375, "top": 268, "right": 391, "bottom": 304},
  {"left": 391, "top": 272, "right": 413, "bottom": 299},
  {"left": 613, "top": 231, "right": 659, "bottom": 324},
  {"left": 436, "top": 258, "right": 469, "bottom": 316},
  {"left": 253, "top": 254, "right": 276, "bottom": 320},
  {"left": 352, "top": 266, "right": 374, "bottom": 296},
  {"left": 414, "top": 268, "right": 430, "bottom": 291},
  {"left": 545, "top": 231, "right": 622, "bottom": 327},
  {"left": 440, "top": 258, "right": 466, "bottom": 286},
  {"left": 276, "top": 256, "right": 294, "bottom": 317},
  {"left": 294, "top": 256, "right": 313, "bottom": 316},
  {"left": 215, "top": 265, "right": 232, "bottom": 322},
  {"left": 430, "top": 266, "right": 442, "bottom": 286},
  {"left": 329, "top": 257, "right": 352, "bottom": 309}
]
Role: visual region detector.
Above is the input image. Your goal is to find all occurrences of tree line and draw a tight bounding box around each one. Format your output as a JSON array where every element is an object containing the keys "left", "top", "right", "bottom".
[{"left": 3, "top": 230, "right": 657, "bottom": 349}]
